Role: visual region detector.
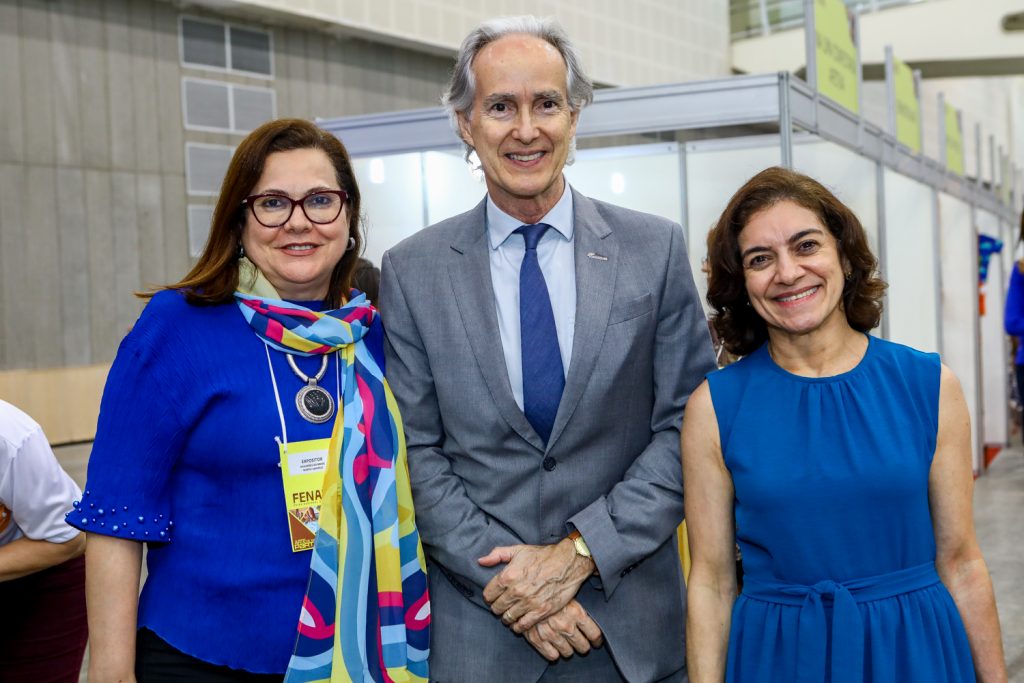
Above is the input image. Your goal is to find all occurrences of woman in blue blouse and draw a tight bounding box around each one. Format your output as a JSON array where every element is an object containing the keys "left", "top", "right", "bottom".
[
  {"left": 74, "top": 119, "right": 429, "bottom": 683},
  {"left": 1003, "top": 210, "right": 1024, "bottom": 435}
]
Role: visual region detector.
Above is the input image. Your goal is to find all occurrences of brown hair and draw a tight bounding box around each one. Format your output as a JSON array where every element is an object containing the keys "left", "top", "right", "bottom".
[
  {"left": 706, "top": 166, "right": 887, "bottom": 356},
  {"left": 351, "top": 257, "right": 381, "bottom": 308},
  {"left": 1018, "top": 208, "right": 1024, "bottom": 275},
  {"left": 144, "top": 118, "right": 362, "bottom": 307}
]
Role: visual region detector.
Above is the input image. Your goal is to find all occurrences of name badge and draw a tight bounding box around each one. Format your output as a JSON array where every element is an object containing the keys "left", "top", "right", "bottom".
[{"left": 278, "top": 438, "right": 330, "bottom": 552}]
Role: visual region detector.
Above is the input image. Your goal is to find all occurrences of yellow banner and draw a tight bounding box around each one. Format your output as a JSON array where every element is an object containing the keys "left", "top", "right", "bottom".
[
  {"left": 893, "top": 57, "right": 920, "bottom": 152},
  {"left": 814, "top": 0, "right": 859, "bottom": 114},
  {"left": 944, "top": 103, "right": 964, "bottom": 176}
]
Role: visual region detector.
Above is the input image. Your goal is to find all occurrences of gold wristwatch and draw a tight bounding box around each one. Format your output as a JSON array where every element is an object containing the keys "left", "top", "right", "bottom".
[{"left": 568, "top": 529, "right": 592, "bottom": 561}]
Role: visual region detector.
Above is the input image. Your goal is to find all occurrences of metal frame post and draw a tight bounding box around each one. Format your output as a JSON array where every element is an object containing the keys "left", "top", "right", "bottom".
[
  {"left": 913, "top": 69, "right": 924, "bottom": 154},
  {"left": 938, "top": 92, "right": 948, "bottom": 169},
  {"left": 884, "top": 45, "right": 896, "bottom": 138}
]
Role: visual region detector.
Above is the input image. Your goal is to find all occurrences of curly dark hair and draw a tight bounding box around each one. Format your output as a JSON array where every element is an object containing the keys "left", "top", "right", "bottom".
[{"left": 706, "top": 166, "right": 887, "bottom": 356}]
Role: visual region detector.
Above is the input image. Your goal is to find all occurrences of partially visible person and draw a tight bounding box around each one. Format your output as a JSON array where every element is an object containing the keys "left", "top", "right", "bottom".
[
  {"left": 72, "top": 118, "right": 428, "bottom": 683},
  {"left": 0, "top": 399, "right": 87, "bottom": 683},
  {"left": 1003, "top": 209, "right": 1024, "bottom": 435},
  {"left": 351, "top": 256, "right": 381, "bottom": 307},
  {"left": 684, "top": 166, "right": 1007, "bottom": 682}
]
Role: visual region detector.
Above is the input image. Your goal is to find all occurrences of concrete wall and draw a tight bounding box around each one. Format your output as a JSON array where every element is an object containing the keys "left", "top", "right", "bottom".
[
  {"left": 200, "top": 0, "right": 732, "bottom": 87},
  {"left": 0, "top": 0, "right": 453, "bottom": 439},
  {"left": 0, "top": 0, "right": 452, "bottom": 373}
]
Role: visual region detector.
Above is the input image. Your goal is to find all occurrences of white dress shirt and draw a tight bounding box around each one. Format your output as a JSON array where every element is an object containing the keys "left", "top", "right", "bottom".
[
  {"left": 486, "top": 185, "right": 577, "bottom": 411},
  {"left": 0, "top": 399, "right": 82, "bottom": 547}
]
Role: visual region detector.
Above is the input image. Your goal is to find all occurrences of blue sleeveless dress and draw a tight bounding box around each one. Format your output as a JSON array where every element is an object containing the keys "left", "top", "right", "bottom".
[{"left": 707, "top": 335, "right": 976, "bottom": 683}]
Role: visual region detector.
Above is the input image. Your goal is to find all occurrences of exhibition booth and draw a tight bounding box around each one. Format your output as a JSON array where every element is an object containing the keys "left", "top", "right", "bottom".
[{"left": 319, "top": 72, "right": 1019, "bottom": 473}]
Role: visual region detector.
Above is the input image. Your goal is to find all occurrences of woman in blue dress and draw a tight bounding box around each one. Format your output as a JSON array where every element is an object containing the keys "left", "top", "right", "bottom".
[{"left": 683, "top": 167, "right": 1006, "bottom": 682}]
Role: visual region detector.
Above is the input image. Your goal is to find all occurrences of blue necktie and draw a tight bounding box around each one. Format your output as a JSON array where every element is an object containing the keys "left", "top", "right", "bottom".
[{"left": 516, "top": 224, "right": 565, "bottom": 444}]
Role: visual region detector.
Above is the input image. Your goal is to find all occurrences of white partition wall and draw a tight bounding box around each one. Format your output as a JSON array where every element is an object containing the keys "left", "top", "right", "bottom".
[
  {"left": 354, "top": 144, "right": 684, "bottom": 268},
  {"left": 685, "top": 139, "right": 783, "bottom": 304},
  {"left": 683, "top": 136, "right": 881, "bottom": 309},
  {"left": 423, "top": 151, "right": 488, "bottom": 227},
  {"left": 565, "top": 144, "right": 683, "bottom": 224},
  {"left": 354, "top": 150, "right": 486, "bottom": 267},
  {"left": 793, "top": 140, "right": 880, "bottom": 257},
  {"left": 977, "top": 209, "right": 1011, "bottom": 452},
  {"left": 938, "top": 193, "right": 981, "bottom": 470},
  {"left": 884, "top": 171, "right": 940, "bottom": 353},
  {"left": 322, "top": 75, "right": 1017, "bottom": 470},
  {"left": 353, "top": 153, "right": 428, "bottom": 268}
]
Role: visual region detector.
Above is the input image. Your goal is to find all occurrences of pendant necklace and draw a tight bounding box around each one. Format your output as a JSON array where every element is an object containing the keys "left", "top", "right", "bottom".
[{"left": 286, "top": 354, "right": 335, "bottom": 424}]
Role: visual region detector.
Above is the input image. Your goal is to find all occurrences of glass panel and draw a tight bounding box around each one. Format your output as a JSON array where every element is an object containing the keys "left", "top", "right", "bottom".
[
  {"left": 181, "top": 18, "right": 226, "bottom": 69},
  {"left": 186, "top": 144, "right": 233, "bottom": 196},
  {"left": 233, "top": 86, "right": 275, "bottom": 133},
  {"left": 230, "top": 26, "right": 272, "bottom": 76},
  {"left": 729, "top": 0, "right": 938, "bottom": 39},
  {"left": 184, "top": 79, "right": 230, "bottom": 130}
]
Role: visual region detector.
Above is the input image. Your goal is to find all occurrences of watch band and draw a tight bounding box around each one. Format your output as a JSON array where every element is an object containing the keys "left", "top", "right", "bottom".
[{"left": 568, "top": 529, "right": 591, "bottom": 559}]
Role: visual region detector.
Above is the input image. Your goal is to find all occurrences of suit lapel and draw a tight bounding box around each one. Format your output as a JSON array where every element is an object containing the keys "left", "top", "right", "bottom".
[
  {"left": 547, "top": 190, "right": 619, "bottom": 449},
  {"left": 447, "top": 199, "right": 546, "bottom": 451}
]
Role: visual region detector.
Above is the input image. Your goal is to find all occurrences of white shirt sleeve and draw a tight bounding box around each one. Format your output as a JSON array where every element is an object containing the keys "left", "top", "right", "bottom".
[{"left": 0, "top": 401, "right": 82, "bottom": 546}]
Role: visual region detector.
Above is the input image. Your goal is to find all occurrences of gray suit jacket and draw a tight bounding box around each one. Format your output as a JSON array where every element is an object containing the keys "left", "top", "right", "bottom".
[{"left": 380, "top": 188, "right": 716, "bottom": 683}]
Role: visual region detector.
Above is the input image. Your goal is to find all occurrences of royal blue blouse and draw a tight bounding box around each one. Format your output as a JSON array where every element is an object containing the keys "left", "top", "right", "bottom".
[
  {"left": 70, "top": 289, "right": 384, "bottom": 674},
  {"left": 1004, "top": 264, "right": 1024, "bottom": 365}
]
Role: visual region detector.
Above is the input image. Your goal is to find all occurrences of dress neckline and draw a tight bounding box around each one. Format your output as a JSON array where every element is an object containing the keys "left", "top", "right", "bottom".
[{"left": 760, "top": 333, "right": 874, "bottom": 384}]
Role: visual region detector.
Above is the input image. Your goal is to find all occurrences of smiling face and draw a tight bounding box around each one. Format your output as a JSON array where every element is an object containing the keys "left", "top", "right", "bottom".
[
  {"left": 241, "top": 147, "right": 349, "bottom": 301},
  {"left": 457, "top": 34, "right": 579, "bottom": 223},
  {"left": 738, "top": 200, "right": 850, "bottom": 341}
]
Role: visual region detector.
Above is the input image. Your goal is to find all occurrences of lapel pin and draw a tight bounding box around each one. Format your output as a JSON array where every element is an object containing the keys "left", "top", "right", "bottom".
[{"left": 586, "top": 252, "right": 608, "bottom": 261}]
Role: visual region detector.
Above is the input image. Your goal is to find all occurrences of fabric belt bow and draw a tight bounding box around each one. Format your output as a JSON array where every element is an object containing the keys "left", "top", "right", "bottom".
[{"left": 742, "top": 562, "right": 940, "bottom": 683}]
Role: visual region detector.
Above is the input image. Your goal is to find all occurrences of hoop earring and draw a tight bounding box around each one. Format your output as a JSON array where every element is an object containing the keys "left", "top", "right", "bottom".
[{"left": 347, "top": 237, "right": 356, "bottom": 251}]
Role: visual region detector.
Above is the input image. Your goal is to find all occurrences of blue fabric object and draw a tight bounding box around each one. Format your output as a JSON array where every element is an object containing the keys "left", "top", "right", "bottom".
[
  {"left": 516, "top": 224, "right": 565, "bottom": 444},
  {"left": 1004, "top": 264, "right": 1024, "bottom": 366},
  {"left": 707, "top": 336, "right": 976, "bottom": 683},
  {"left": 977, "top": 234, "right": 1003, "bottom": 285},
  {"left": 69, "top": 289, "right": 385, "bottom": 674}
]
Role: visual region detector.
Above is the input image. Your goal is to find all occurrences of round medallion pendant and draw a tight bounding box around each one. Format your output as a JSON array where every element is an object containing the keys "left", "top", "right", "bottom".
[{"left": 295, "top": 384, "right": 335, "bottom": 424}]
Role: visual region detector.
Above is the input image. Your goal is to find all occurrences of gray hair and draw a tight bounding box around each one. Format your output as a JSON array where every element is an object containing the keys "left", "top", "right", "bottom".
[{"left": 442, "top": 16, "right": 594, "bottom": 160}]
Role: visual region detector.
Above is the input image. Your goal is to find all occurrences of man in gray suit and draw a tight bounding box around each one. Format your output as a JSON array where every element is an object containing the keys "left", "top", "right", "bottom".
[{"left": 380, "top": 15, "right": 716, "bottom": 683}]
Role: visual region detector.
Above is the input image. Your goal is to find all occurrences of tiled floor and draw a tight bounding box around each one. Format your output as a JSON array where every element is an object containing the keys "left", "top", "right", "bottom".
[
  {"left": 976, "top": 447, "right": 1024, "bottom": 680},
  {"left": 55, "top": 443, "right": 1024, "bottom": 681}
]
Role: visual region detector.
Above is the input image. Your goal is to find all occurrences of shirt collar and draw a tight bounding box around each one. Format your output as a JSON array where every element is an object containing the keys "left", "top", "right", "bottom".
[{"left": 486, "top": 182, "right": 575, "bottom": 250}]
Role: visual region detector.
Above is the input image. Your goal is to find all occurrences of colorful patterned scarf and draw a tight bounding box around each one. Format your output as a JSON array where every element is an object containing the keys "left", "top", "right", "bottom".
[{"left": 235, "top": 259, "right": 430, "bottom": 683}]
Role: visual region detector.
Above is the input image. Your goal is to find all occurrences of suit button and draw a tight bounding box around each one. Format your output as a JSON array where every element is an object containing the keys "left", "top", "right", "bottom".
[{"left": 542, "top": 456, "right": 557, "bottom": 471}]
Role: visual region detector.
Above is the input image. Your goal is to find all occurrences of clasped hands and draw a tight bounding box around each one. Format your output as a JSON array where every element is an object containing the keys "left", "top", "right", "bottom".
[{"left": 478, "top": 539, "right": 603, "bottom": 661}]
